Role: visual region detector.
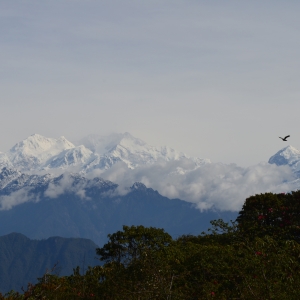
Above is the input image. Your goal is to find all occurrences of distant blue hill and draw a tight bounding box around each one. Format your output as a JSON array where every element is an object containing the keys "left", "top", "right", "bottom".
[{"left": 0, "top": 233, "right": 98, "bottom": 294}]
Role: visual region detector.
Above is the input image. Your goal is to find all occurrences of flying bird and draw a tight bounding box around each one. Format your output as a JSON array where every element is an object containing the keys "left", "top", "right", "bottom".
[{"left": 279, "top": 135, "right": 290, "bottom": 141}]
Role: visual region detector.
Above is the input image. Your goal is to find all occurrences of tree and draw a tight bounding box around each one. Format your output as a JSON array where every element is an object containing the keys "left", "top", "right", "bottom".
[
  {"left": 236, "top": 191, "right": 300, "bottom": 241},
  {"left": 96, "top": 225, "right": 176, "bottom": 299},
  {"left": 96, "top": 225, "right": 173, "bottom": 265}
]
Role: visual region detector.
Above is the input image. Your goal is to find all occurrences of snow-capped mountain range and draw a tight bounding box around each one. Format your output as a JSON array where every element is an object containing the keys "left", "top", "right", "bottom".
[
  {"left": 0, "top": 133, "right": 210, "bottom": 174},
  {"left": 1, "top": 133, "right": 300, "bottom": 212},
  {"left": 0, "top": 167, "right": 116, "bottom": 196},
  {"left": 1, "top": 133, "right": 298, "bottom": 261}
]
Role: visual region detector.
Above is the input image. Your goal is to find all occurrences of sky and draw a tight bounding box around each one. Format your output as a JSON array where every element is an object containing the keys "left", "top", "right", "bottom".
[{"left": 1, "top": 0, "right": 300, "bottom": 166}]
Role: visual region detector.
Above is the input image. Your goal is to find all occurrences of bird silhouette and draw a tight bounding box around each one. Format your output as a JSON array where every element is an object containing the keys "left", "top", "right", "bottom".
[{"left": 279, "top": 135, "right": 290, "bottom": 141}]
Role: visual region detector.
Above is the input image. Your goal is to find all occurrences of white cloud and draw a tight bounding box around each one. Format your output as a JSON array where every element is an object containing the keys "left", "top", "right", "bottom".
[
  {"left": 97, "top": 160, "right": 296, "bottom": 211},
  {"left": 44, "top": 173, "right": 90, "bottom": 200},
  {"left": 45, "top": 174, "right": 72, "bottom": 198},
  {"left": 0, "top": 187, "right": 41, "bottom": 210},
  {"left": 0, "top": 159, "right": 297, "bottom": 212}
]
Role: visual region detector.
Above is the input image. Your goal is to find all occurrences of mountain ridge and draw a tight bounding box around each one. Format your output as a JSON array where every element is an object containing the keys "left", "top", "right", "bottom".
[
  {"left": 0, "top": 232, "right": 99, "bottom": 293},
  {"left": 0, "top": 133, "right": 210, "bottom": 174},
  {"left": 0, "top": 133, "right": 299, "bottom": 213}
]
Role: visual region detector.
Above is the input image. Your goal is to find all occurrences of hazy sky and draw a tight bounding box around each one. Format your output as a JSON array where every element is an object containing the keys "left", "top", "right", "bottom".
[{"left": 1, "top": 1, "right": 300, "bottom": 166}]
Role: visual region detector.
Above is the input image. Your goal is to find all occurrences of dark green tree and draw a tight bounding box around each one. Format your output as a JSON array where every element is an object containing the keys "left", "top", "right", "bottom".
[
  {"left": 236, "top": 191, "right": 300, "bottom": 241},
  {"left": 96, "top": 225, "right": 173, "bottom": 264}
]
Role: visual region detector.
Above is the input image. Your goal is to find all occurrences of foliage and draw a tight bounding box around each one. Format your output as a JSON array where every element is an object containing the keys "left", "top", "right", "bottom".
[
  {"left": 236, "top": 191, "right": 300, "bottom": 241},
  {"left": 3, "top": 192, "right": 300, "bottom": 299},
  {"left": 96, "top": 225, "right": 173, "bottom": 265}
]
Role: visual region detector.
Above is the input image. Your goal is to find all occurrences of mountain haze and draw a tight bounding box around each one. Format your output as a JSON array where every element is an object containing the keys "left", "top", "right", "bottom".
[{"left": 0, "top": 233, "right": 99, "bottom": 293}]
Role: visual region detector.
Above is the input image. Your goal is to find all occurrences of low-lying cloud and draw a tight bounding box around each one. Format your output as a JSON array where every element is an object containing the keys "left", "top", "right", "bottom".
[
  {"left": 0, "top": 160, "right": 297, "bottom": 212},
  {"left": 0, "top": 187, "right": 41, "bottom": 210},
  {"left": 94, "top": 159, "right": 296, "bottom": 211},
  {"left": 45, "top": 173, "right": 90, "bottom": 200}
]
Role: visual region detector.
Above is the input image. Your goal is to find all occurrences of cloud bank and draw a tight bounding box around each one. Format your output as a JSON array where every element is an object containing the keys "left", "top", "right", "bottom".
[
  {"left": 44, "top": 174, "right": 90, "bottom": 200},
  {"left": 0, "top": 160, "right": 296, "bottom": 212},
  {"left": 0, "top": 173, "right": 90, "bottom": 211},
  {"left": 0, "top": 187, "right": 41, "bottom": 211},
  {"left": 92, "top": 159, "right": 296, "bottom": 211}
]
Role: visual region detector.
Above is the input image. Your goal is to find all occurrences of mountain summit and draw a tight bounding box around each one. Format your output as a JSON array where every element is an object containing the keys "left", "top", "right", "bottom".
[
  {"left": 0, "top": 133, "right": 209, "bottom": 174},
  {"left": 77, "top": 132, "right": 189, "bottom": 169},
  {"left": 268, "top": 145, "right": 300, "bottom": 174},
  {"left": 8, "top": 134, "right": 75, "bottom": 170}
]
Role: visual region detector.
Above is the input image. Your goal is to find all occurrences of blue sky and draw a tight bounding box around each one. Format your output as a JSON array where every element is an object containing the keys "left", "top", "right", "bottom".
[{"left": 1, "top": 1, "right": 300, "bottom": 166}]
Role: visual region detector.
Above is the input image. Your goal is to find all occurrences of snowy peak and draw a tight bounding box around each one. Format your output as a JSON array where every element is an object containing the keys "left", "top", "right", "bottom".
[
  {"left": 105, "top": 137, "right": 187, "bottom": 169},
  {"left": 78, "top": 132, "right": 188, "bottom": 169},
  {"left": 76, "top": 132, "right": 146, "bottom": 153},
  {"left": 9, "top": 134, "right": 95, "bottom": 171},
  {"left": 45, "top": 145, "right": 93, "bottom": 169},
  {"left": 54, "top": 136, "right": 75, "bottom": 150},
  {"left": 10, "top": 134, "right": 74, "bottom": 155},
  {"left": 8, "top": 134, "right": 75, "bottom": 170},
  {"left": 0, "top": 132, "right": 210, "bottom": 174},
  {"left": 269, "top": 145, "right": 300, "bottom": 166},
  {"left": 114, "top": 132, "right": 147, "bottom": 149},
  {"left": 160, "top": 146, "right": 187, "bottom": 161},
  {"left": 268, "top": 145, "right": 300, "bottom": 174}
]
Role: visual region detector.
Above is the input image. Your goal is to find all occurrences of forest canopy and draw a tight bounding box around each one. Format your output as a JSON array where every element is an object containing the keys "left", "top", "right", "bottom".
[{"left": 2, "top": 191, "right": 300, "bottom": 299}]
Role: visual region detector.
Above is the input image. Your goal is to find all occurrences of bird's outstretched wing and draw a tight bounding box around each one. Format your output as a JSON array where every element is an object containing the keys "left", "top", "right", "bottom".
[{"left": 279, "top": 135, "right": 290, "bottom": 141}]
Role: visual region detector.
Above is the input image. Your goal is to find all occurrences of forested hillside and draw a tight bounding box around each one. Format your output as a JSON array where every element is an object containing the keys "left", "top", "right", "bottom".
[{"left": 2, "top": 191, "right": 300, "bottom": 299}]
